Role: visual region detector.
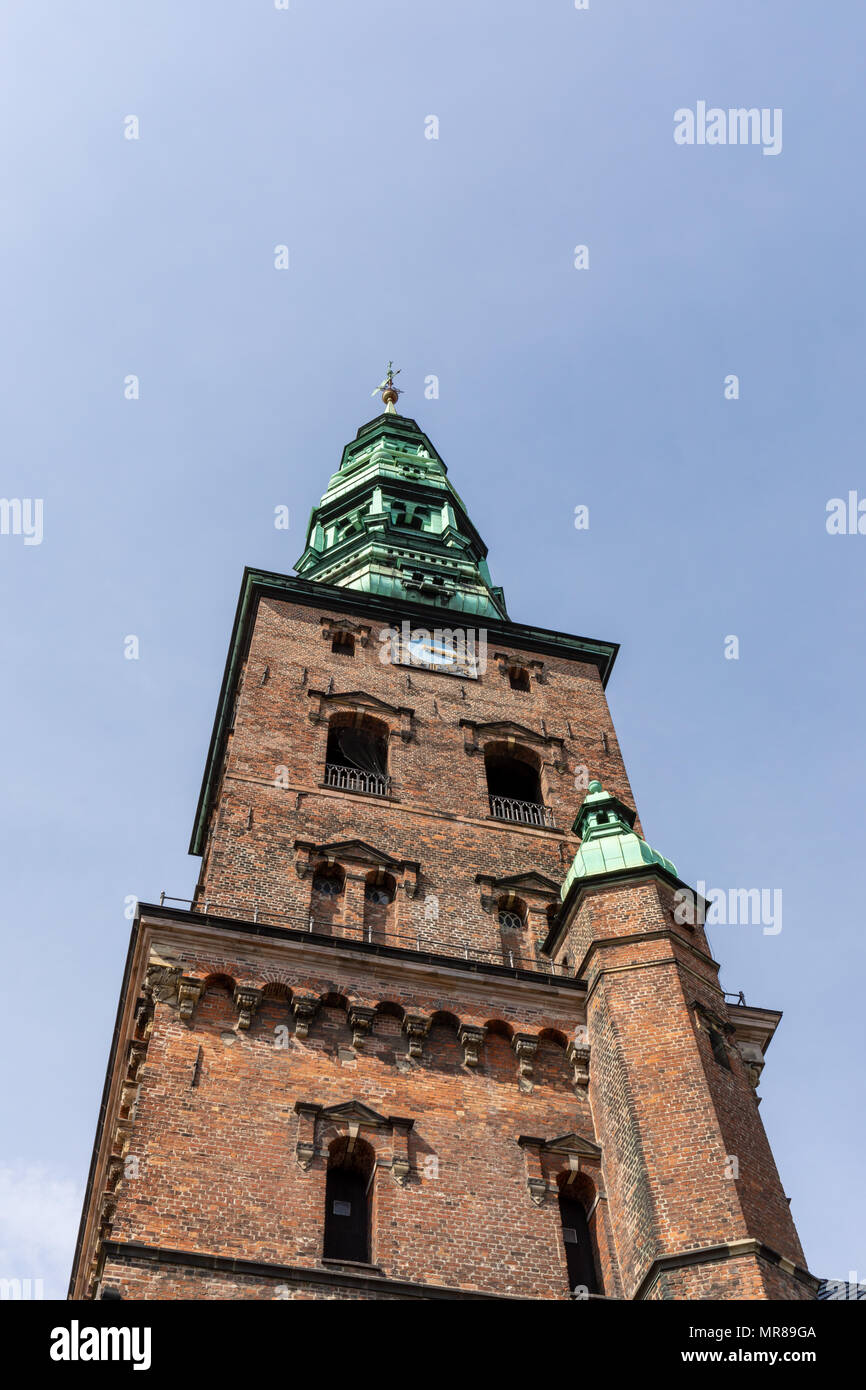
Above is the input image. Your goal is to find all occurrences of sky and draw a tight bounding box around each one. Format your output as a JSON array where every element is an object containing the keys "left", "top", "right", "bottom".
[{"left": 1, "top": 0, "right": 864, "bottom": 1298}]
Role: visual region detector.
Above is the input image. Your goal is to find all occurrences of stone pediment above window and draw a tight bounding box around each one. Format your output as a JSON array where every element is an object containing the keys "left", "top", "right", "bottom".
[
  {"left": 517, "top": 1132, "right": 602, "bottom": 1205},
  {"left": 459, "top": 718, "right": 567, "bottom": 769},
  {"left": 294, "top": 1100, "right": 414, "bottom": 1184},
  {"left": 475, "top": 870, "right": 562, "bottom": 913},
  {"left": 320, "top": 1101, "right": 393, "bottom": 1128},
  {"left": 534, "top": 1133, "right": 601, "bottom": 1160},
  {"left": 308, "top": 689, "right": 414, "bottom": 741},
  {"left": 295, "top": 839, "right": 419, "bottom": 896},
  {"left": 493, "top": 653, "right": 548, "bottom": 684},
  {"left": 319, "top": 617, "right": 371, "bottom": 646}
]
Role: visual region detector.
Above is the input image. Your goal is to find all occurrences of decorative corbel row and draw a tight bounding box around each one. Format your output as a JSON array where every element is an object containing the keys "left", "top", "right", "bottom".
[{"left": 459, "top": 1023, "right": 487, "bottom": 1067}]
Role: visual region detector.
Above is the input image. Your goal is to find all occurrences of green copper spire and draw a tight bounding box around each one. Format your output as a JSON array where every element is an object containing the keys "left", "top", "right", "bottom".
[
  {"left": 295, "top": 375, "right": 508, "bottom": 619},
  {"left": 561, "top": 779, "right": 677, "bottom": 900}
]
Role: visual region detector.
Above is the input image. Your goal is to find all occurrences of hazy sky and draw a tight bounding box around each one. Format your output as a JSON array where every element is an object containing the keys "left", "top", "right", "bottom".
[{"left": 2, "top": 0, "right": 864, "bottom": 1296}]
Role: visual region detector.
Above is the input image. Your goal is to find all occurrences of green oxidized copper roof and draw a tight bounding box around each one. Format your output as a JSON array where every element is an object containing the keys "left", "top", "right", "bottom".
[
  {"left": 294, "top": 411, "right": 508, "bottom": 620},
  {"left": 561, "top": 780, "right": 677, "bottom": 900}
]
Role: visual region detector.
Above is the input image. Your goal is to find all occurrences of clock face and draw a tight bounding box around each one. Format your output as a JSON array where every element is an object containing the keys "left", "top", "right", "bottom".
[
  {"left": 408, "top": 635, "right": 456, "bottom": 667},
  {"left": 402, "top": 631, "right": 479, "bottom": 678}
]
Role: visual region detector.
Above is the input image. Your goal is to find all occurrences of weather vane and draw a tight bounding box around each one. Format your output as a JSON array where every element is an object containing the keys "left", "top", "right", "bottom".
[{"left": 371, "top": 361, "right": 403, "bottom": 413}]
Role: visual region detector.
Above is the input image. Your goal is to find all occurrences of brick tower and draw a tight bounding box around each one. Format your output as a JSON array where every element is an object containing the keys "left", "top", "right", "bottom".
[{"left": 69, "top": 386, "right": 816, "bottom": 1301}]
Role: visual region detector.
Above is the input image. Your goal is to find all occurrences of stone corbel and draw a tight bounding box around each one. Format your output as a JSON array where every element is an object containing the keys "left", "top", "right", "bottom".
[
  {"left": 292, "top": 994, "right": 320, "bottom": 1039},
  {"left": 459, "top": 1024, "right": 486, "bottom": 1068},
  {"left": 348, "top": 1005, "right": 376, "bottom": 1049},
  {"left": 119, "top": 1080, "right": 140, "bottom": 1118},
  {"left": 294, "top": 842, "right": 316, "bottom": 879},
  {"left": 460, "top": 721, "right": 481, "bottom": 755},
  {"left": 567, "top": 1039, "right": 591, "bottom": 1089},
  {"left": 390, "top": 1119, "right": 413, "bottom": 1187},
  {"left": 177, "top": 976, "right": 204, "bottom": 1023},
  {"left": 403, "top": 1012, "right": 430, "bottom": 1059},
  {"left": 111, "top": 1118, "right": 134, "bottom": 1160},
  {"left": 234, "top": 986, "right": 262, "bottom": 1031},
  {"left": 106, "top": 1156, "right": 124, "bottom": 1192},
  {"left": 512, "top": 1034, "right": 539, "bottom": 1086},
  {"left": 400, "top": 862, "right": 420, "bottom": 899},
  {"left": 517, "top": 1137, "right": 548, "bottom": 1206},
  {"left": 734, "top": 1040, "right": 765, "bottom": 1094},
  {"left": 98, "top": 1190, "right": 118, "bottom": 1235},
  {"left": 126, "top": 1040, "right": 148, "bottom": 1083},
  {"left": 396, "top": 707, "right": 414, "bottom": 743},
  {"left": 294, "top": 1102, "right": 322, "bottom": 1170}
]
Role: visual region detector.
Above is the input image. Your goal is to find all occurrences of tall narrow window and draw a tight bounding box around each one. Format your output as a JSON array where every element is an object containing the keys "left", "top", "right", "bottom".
[
  {"left": 323, "top": 1138, "right": 374, "bottom": 1263},
  {"left": 558, "top": 1189, "right": 599, "bottom": 1295}
]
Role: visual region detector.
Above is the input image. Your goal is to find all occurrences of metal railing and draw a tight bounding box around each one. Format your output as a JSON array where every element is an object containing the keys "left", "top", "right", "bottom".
[
  {"left": 324, "top": 762, "right": 390, "bottom": 797},
  {"left": 488, "top": 794, "right": 555, "bottom": 828},
  {"left": 156, "top": 894, "right": 571, "bottom": 978}
]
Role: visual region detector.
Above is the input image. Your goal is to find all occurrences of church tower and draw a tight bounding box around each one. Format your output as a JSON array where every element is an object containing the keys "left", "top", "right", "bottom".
[{"left": 69, "top": 380, "right": 817, "bottom": 1301}]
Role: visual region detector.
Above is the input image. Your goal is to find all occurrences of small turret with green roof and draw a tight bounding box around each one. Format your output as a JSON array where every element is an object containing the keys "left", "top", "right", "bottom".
[{"left": 560, "top": 779, "right": 677, "bottom": 901}]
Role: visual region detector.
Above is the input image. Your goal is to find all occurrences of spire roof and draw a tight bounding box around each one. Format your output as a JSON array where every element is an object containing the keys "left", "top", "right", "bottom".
[{"left": 294, "top": 399, "right": 508, "bottom": 619}]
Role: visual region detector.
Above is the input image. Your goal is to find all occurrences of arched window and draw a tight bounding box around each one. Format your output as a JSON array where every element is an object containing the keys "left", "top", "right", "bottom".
[
  {"left": 323, "top": 1137, "right": 374, "bottom": 1263},
  {"left": 508, "top": 665, "right": 531, "bottom": 692},
  {"left": 497, "top": 896, "right": 531, "bottom": 967},
  {"left": 325, "top": 715, "right": 390, "bottom": 797},
  {"left": 363, "top": 871, "right": 396, "bottom": 945},
  {"left": 485, "top": 745, "right": 552, "bottom": 827},
  {"left": 310, "top": 863, "right": 345, "bottom": 933},
  {"left": 558, "top": 1187, "right": 600, "bottom": 1295}
]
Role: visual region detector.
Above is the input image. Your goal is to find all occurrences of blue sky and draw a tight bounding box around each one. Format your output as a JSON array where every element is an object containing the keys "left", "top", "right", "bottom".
[{"left": 1, "top": 0, "right": 864, "bottom": 1296}]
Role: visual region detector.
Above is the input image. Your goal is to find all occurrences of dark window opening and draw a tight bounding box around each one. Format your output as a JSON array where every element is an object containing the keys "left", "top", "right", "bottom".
[
  {"left": 323, "top": 1142, "right": 373, "bottom": 1263},
  {"left": 708, "top": 1024, "right": 731, "bottom": 1070},
  {"left": 509, "top": 666, "right": 531, "bottom": 692},
  {"left": 559, "top": 1190, "right": 599, "bottom": 1295},
  {"left": 485, "top": 752, "right": 541, "bottom": 804},
  {"left": 325, "top": 719, "right": 389, "bottom": 796},
  {"left": 331, "top": 631, "right": 355, "bottom": 656},
  {"left": 485, "top": 749, "right": 553, "bottom": 826}
]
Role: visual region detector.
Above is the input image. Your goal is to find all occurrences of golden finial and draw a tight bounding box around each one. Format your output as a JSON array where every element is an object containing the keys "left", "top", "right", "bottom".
[{"left": 370, "top": 361, "right": 403, "bottom": 414}]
